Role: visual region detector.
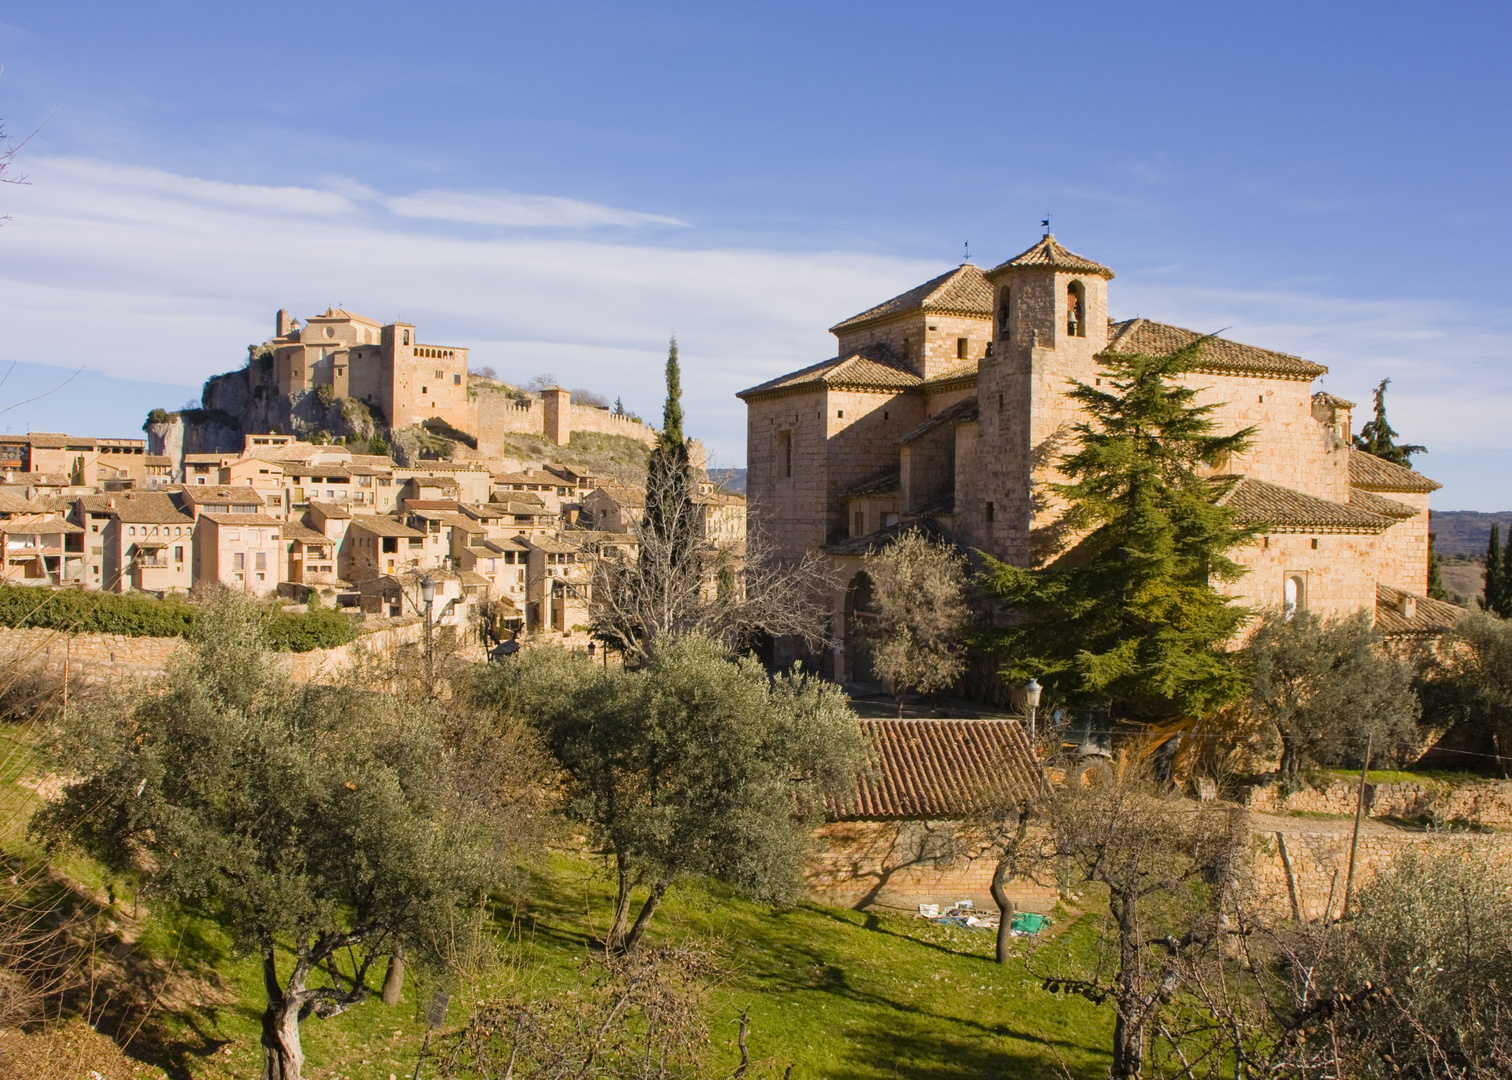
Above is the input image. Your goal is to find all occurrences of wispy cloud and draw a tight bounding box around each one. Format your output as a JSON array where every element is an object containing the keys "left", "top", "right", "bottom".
[{"left": 384, "top": 188, "right": 688, "bottom": 229}]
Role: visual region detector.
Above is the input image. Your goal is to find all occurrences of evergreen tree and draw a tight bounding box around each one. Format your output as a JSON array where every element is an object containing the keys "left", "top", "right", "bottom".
[
  {"left": 1427, "top": 532, "right": 1447, "bottom": 601},
  {"left": 1502, "top": 529, "right": 1512, "bottom": 616},
  {"left": 1353, "top": 377, "right": 1426, "bottom": 467},
  {"left": 1481, "top": 524, "right": 1502, "bottom": 615},
  {"left": 613, "top": 395, "right": 624, "bottom": 416},
  {"left": 635, "top": 337, "right": 700, "bottom": 653},
  {"left": 981, "top": 337, "right": 1258, "bottom": 720}
]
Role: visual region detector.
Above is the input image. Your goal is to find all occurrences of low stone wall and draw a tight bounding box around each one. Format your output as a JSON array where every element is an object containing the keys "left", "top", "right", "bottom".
[
  {"left": 808, "top": 819, "right": 1059, "bottom": 913},
  {"left": 566, "top": 403, "right": 655, "bottom": 445},
  {"left": 1248, "top": 777, "right": 1512, "bottom": 827},
  {"left": 1250, "top": 824, "right": 1512, "bottom": 923},
  {"left": 0, "top": 617, "right": 454, "bottom": 687}
]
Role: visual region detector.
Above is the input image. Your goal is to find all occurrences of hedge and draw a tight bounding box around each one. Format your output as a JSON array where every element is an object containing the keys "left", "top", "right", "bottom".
[{"left": 0, "top": 586, "right": 360, "bottom": 653}]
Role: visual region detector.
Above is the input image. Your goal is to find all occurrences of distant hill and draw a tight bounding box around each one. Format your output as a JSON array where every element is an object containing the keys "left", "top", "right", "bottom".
[
  {"left": 1430, "top": 510, "right": 1512, "bottom": 557},
  {"left": 707, "top": 468, "right": 746, "bottom": 494}
]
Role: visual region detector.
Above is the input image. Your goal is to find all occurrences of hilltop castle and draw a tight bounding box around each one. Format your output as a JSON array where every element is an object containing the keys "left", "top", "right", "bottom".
[{"left": 739, "top": 234, "right": 1454, "bottom": 682}]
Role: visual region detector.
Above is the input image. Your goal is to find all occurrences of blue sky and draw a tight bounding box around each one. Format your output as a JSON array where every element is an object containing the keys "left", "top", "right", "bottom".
[{"left": 1, "top": 1, "right": 1509, "bottom": 505}]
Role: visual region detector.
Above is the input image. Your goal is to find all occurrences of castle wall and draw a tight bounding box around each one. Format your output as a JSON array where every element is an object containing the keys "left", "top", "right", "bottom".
[
  {"left": 565, "top": 402, "right": 657, "bottom": 444},
  {"left": 391, "top": 339, "right": 471, "bottom": 431},
  {"left": 746, "top": 389, "right": 833, "bottom": 561}
]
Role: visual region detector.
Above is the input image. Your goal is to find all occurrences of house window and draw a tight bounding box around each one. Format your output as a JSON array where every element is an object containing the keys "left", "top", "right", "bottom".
[
  {"left": 957, "top": 337, "right": 969, "bottom": 359},
  {"left": 255, "top": 551, "right": 266, "bottom": 571},
  {"left": 128, "top": 526, "right": 136, "bottom": 537},
  {"left": 1311, "top": 538, "right": 1319, "bottom": 550},
  {"left": 454, "top": 373, "right": 461, "bottom": 385},
  {"left": 234, "top": 552, "right": 245, "bottom": 570},
  {"left": 1067, "top": 281, "right": 1086, "bottom": 338},
  {"left": 854, "top": 510, "right": 864, "bottom": 535},
  {"left": 421, "top": 386, "right": 427, "bottom": 395},
  {"left": 837, "top": 410, "right": 844, "bottom": 419},
  {"left": 174, "top": 546, "right": 183, "bottom": 562},
  {"left": 998, "top": 287, "right": 1011, "bottom": 334},
  {"left": 434, "top": 369, "right": 443, "bottom": 379}
]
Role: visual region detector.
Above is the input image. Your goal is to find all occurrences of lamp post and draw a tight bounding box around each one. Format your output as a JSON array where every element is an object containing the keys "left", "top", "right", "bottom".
[
  {"left": 1023, "top": 677, "right": 1042, "bottom": 741},
  {"left": 420, "top": 573, "right": 436, "bottom": 688}
]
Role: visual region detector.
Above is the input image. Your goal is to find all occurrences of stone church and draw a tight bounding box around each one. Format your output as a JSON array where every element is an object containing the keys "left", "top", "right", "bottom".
[{"left": 738, "top": 233, "right": 1456, "bottom": 682}]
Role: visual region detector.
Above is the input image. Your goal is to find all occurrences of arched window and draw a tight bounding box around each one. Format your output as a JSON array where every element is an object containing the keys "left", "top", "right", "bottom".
[
  {"left": 128, "top": 526, "right": 136, "bottom": 537},
  {"left": 998, "top": 288, "right": 1011, "bottom": 335},
  {"left": 402, "top": 329, "right": 410, "bottom": 345},
  {"left": 1067, "top": 281, "right": 1086, "bottom": 338},
  {"left": 1283, "top": 574, "right": 1306, "bottom": 620}
]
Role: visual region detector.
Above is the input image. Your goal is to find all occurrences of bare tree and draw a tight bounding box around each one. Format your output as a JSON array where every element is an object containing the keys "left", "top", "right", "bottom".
[
  {"left": 523, "top": 373, "right": 560, "bottom": 393},
  {"left": 859, "top": 529, "right": 971, "bottom": 714},
  {"left": 1029, "top": 755, "right": 1246, "bottom": 1080},
  {"left": 587, "top": 478, "right": 836, "bottom": 665},
  {"left": 571, "top": 387, "right": 610, "bottom": 408}
]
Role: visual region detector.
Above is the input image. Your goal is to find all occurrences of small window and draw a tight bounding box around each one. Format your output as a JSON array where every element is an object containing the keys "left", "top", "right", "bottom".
[
  {"left": 837, "top": 410, "right": 845, "bottom": 419},
  {"left": 255, "top": 551, "right": 266, "bottom": 570},
  {"left": 128, "top": 526, "right": 136, "bottom": 537},
  {"left": 957, "top": 337, "right": 969, "bottom": 359},
  {"left": 1067, "top": 281, "right": 1087, "bottom": 338},
  {"left": 883, "top": 411, "right": 889, "bottom": 420},
  {"left": 998, "top": 287, "right": 1011, "bottom": 334},
  {"left": 402, "top": 329, "right": 410, "bottom": 345},
  {"left": 234, "top": 552, "right": 245, "bottom": 570},
  {"left": 854, "top": 510, "right": 864, "bottom": 535},
  {"left": 454, "top": 373, "right": 462, "bottom": 385},
  {"left": 986, "top": 501, "right": 995, "bottom": 522},
  {"left": 435, "top": 369, "right": 443, "bottom": 379},
  {"left": 779, "top": 431, "right": 793, "bottom": 478},
  {"left": 1311, "top": 538, "right": 1319, "bottom": 550},
  {"left": 421, "top": 386, "right": 427, "bottom": 395},
  {"left": 174, "top": 546, "right": 184, "bottom": 562},
  {"left": 1284, "top": 574, "right": 1307, "bottom": 619}
]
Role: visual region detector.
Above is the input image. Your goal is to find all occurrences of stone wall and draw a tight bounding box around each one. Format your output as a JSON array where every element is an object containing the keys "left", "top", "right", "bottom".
[
  {"left": 808, "top": 818, "right": 1060, "bottom": 913},
  {"left": 0, "top": 617, "right": 450, "bottom": 687},
  {"left": 473, "top": 390, "right": 656, "bottom": 458},
  {"left": 1249, "top": 825, "right": 1512, "bottom": 923},
  {"left": 1248, "top": 776, "right": 1512, "bottom": 827}
]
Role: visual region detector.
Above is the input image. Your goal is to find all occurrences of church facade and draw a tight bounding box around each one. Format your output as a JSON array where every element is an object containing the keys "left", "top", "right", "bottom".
[{"left": 738, "top": 234, "right": 1454, "bottom": 682}]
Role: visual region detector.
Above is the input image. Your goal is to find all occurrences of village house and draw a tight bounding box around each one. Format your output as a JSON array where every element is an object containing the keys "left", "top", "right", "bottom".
[
  {"left": 193, "top": 513, "right": 286, "bottom": 596},
  {"left": 739, "top": 233, "right": 1453, "bottom": 681}
]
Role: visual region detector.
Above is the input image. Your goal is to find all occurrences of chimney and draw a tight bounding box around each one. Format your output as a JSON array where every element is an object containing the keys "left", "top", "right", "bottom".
[
  {"left": 1397, "top": 593, "right": 1417, "bottom": 620},
  {"left": 108, "top": 498, "right": 115, "bottom": 509}
]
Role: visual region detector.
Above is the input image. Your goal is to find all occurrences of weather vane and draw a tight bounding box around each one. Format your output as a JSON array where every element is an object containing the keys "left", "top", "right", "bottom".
[
  {"left": 1041, "top": 215, "right": 1051, "bottom": 233},
  {"left": 963, "top": 240, "right": 970, "bottom": 263}
]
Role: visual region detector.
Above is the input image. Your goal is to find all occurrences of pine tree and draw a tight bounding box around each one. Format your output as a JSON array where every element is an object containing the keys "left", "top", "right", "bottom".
[
  {"left": 613, "top": 396, "right": 624, "bottom": 416},
  {"left": 1501, "top": 530, "right": 1512, "bottom": 617},
  {"left": 982, "top": 337, "right": 1258, "bottom": 720},
  {"left": 1353, "top": 378, "right": 1427, "bottom": 467},
  {"left": 1481, "top": 524, "right": 1502, "bottom": 615}
]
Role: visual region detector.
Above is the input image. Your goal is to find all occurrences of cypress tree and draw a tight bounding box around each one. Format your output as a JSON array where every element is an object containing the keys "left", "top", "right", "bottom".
[
  {"left": 640, "top": 337, "right": 699, "bottom": 631},
  {"left": 1481, "top": 524, "right": 1502, "bottom": 615},
  {"left": 1427, "top": 533, "right": 1447, "bottom": 601},
  {"left": 1353, "top": 378, "right": 1427, "bottom": 468},
  {"left": 1500, "top": 528, "right": 1512, "bottom": 617}
]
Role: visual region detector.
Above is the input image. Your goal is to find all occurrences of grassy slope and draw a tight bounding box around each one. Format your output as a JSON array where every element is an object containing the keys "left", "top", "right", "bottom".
[
  {"left": 124, "top": 853, "right": 1112, "bottom": 1079},
  {"left": 4, "top": 716, "right": 1113, "bottom": 1079}
]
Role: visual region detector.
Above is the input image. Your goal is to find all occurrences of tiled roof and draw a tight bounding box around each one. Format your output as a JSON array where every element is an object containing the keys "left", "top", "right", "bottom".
[
  {"left": 1348, "top": 487, "right": 1419, "bottom": 520},
  {"left": 76, "top": 492, "right": 191, "bottom": 524},
  {"left": 1375, "top": 584, "right": 1461, "bottom": 636},
  {"left": 829, "top": 264, "right": 993, "bottom": 334},
  {"left": 1219, "top": 477, "right": 1392, "bottom": 532},
  {"left": 187, "top": 485, "right": 265, "bottom": 504},
  {"left": 308, "top": 501, "right": 352, "bottom": 519},
  {"left": 527, "top": 536, "right": 581, "bottom": 554},
  {"left": 24, "top": 433, "right": 87, "bottom": 449},
  {"left": 896, "top": 397, "right": 979, "bottom": 446},
  {"left": 1105, "top": 319, "right": 1327, "bottom": 380},
  {"left": 828, "top": 519, "right": 952, "bottom": 557},
  {"left": 0, "top": 493, "right": 30, "bottom": 514},
  {"left": 736, "top": 344, "right": 922, "bottom": 400},
  {"left": 316, "top": 307, "right": 381, "bottom": 325},
  {"left": 200, "top": 513, "right": 284, "bottom": 527},
  {"left": 912, "top": 491, "right": 955, "bottom": 517},
  {"left": 348, "top": 515, "right": 427, "bottom": 538},
  {"left": 828, "top": 719, "right": 1041, "bottom": 820},
  {"left": 282, "top": 523, "right": 328, "bottom": 542},
  {"left": 692, "top": 489, "right": 745, "bottom": 506},
  {"left": 1313, "top": 391, "right": 1357, "bottom": 410},
  {"left": 2, "top": 513, "right": 83, "bottom": 534},
  {"left": 23, "top": 495, "right": 74, "bottom": 514},
  {"left": 841, "top": 467, "right": 900, "bottom": 498},
  {"left": 586, "top": 485, "right": 645, "bottom": 506},
  {"left": 918, "top": 361, "right": 979, "bottom": 388},
  {"left": 184, "top": 453, "right": 226, "bottom": 465},
  {"left": 145, "top": 455, "right": 172, "bottom": 466},
  {"left": 986, "top": 234, "right": 1114, "bottom": 280},
  {"left": 404, "top": 500, "right": 462, "bottom": 511},
  {"left": 1349, "top": 451, "right": 1441, "bottom": 493}
]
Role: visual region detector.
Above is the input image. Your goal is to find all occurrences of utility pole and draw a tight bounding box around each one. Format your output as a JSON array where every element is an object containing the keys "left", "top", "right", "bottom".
[{"left": 1341, "top": 734, "right": 1372, "bottom": 922}]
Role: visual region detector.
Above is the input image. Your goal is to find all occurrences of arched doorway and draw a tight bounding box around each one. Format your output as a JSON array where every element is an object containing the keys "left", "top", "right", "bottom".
[{"left": 844, "top": 571, "right": 877, "bottom": 684}]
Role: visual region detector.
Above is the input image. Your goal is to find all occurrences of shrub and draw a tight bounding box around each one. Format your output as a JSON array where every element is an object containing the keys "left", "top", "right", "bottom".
[
  {"left": 263, "top": 605, "right": 360, "bottom": 652},
  {"left": 0, "top": 585, "right": 196, "bottom": 637}
]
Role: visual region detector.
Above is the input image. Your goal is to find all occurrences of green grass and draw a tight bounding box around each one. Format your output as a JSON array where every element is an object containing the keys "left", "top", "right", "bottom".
[
  {"left": 1322, "top": 768, "right": 1490, "bottom": 786},
  {"left": 89, "top": 851, "right": 1115, "bottom": 1080}
]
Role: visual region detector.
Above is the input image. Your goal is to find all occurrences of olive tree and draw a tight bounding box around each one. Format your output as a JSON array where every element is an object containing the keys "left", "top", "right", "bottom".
[
  {"left": 34, "top": 597, "right": 530, "bottom": 1080},
  {"left": 859, "top": 528, "right": 972, "bottom": 715},
  {"left": 473, "top": 634, "right": 867, "bottom": 954},
  {"left": 1247, "top": 608, "right": 1419, "bottom": 779}
]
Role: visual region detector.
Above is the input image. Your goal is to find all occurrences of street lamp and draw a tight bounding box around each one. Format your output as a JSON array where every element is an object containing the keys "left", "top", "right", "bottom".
[
  {"left": 420, "top": 573, "right": 437, "bottom": 688},
  {"left": 1023, "top": 677, "right": 1042, "bottom": 740}
]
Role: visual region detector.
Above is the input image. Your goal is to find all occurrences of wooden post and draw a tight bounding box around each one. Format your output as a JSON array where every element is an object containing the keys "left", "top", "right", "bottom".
[{"left": 1341, "top": 734, "right": 1371, "bottom": 921}]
